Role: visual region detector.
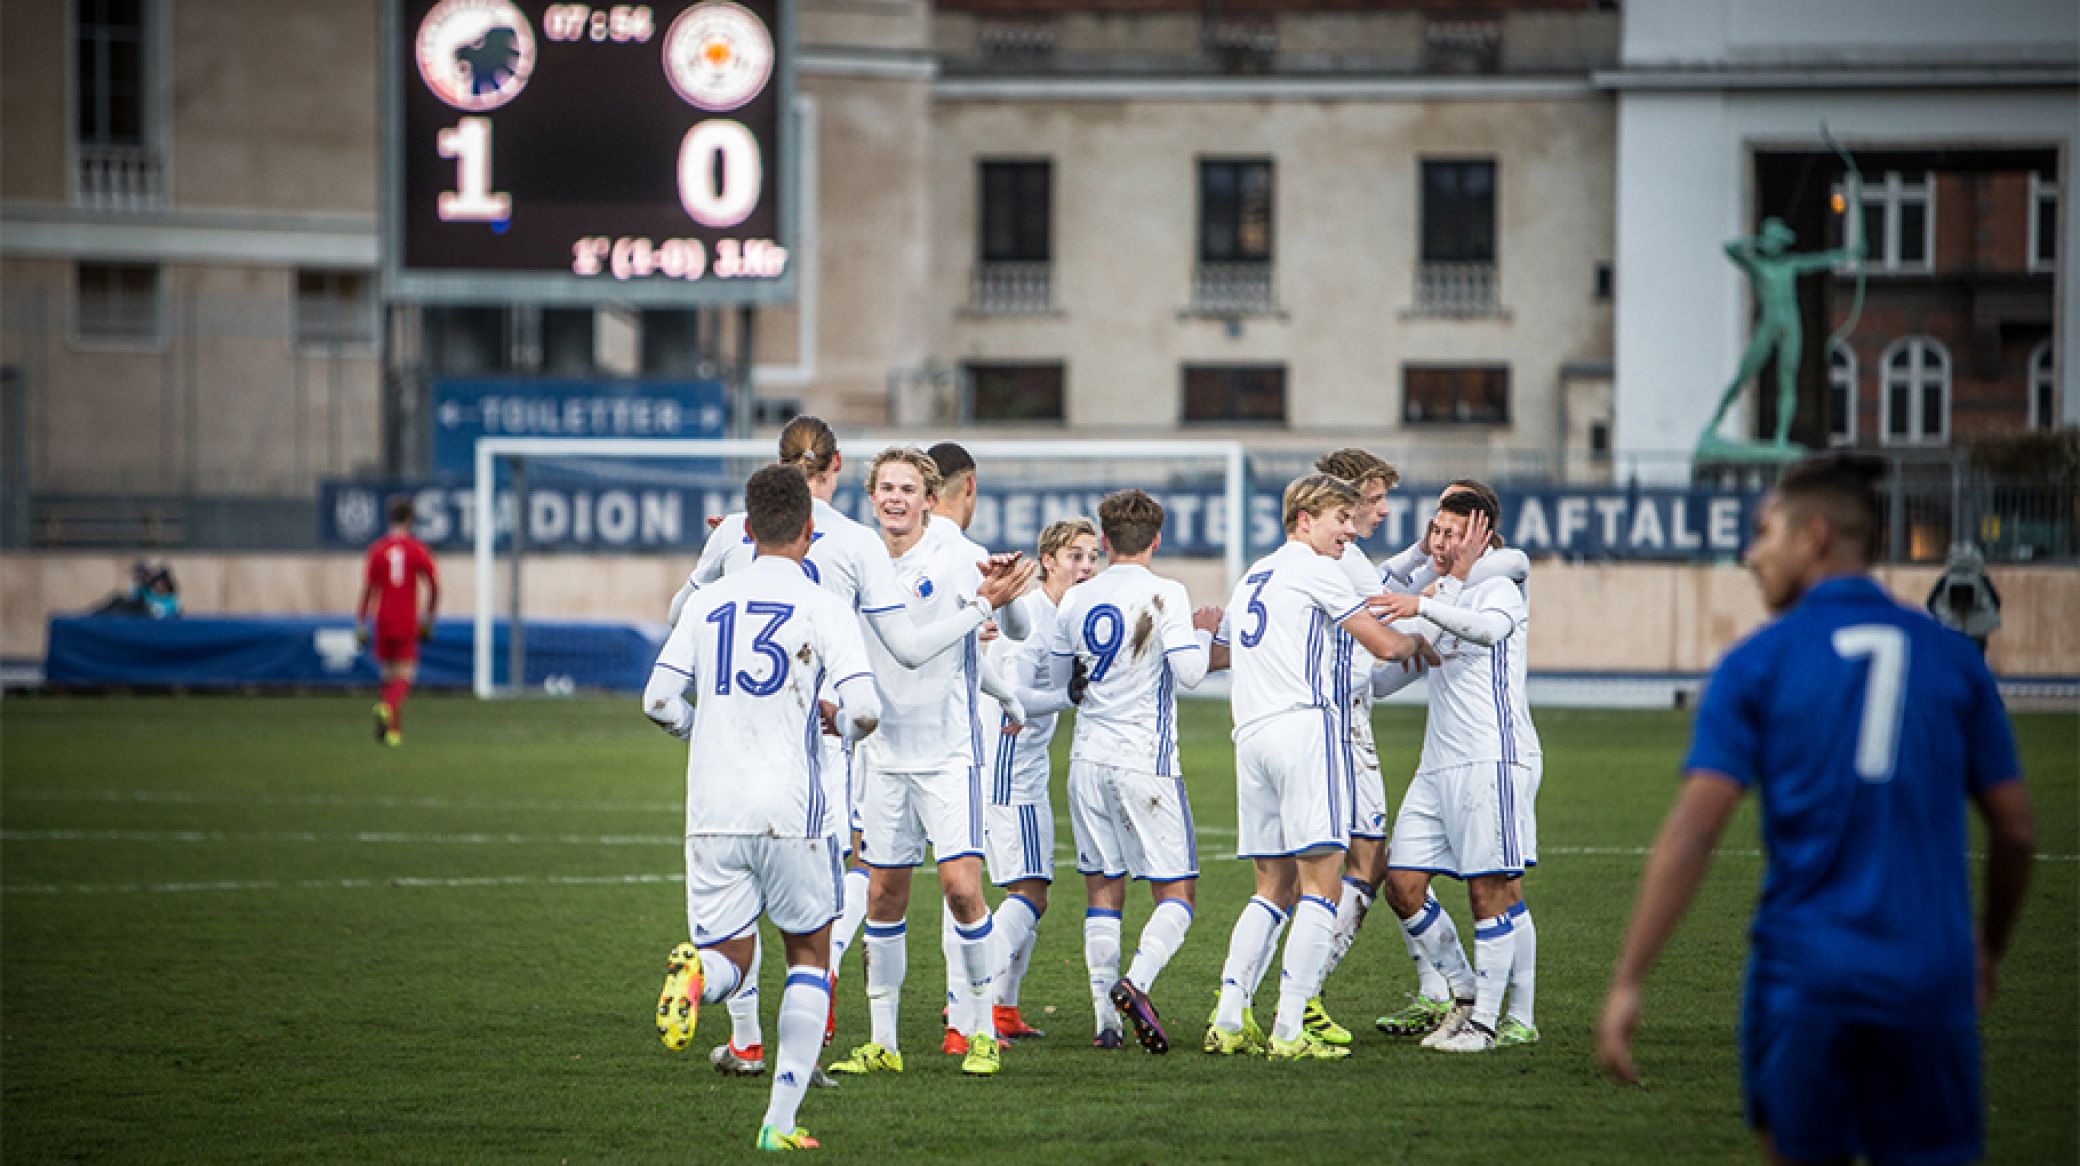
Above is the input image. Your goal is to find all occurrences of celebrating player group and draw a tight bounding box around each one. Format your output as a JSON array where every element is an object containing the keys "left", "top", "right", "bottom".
[
  {"left": 635, "top": 424, "right": 2031, "bottom": 1163},
  {"left": 639, "top": 419, "right": 1544, "bottom": 1152}
]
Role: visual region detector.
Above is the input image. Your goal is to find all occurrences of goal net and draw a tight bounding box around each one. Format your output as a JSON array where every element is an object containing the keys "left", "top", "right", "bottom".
[{"left": 468, "top": 436, "right": 1255, "bottom": 697}]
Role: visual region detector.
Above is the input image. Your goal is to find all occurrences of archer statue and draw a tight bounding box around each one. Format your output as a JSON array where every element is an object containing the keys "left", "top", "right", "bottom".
[{"left": 1697, "top": 215, "right": 1865, "bottom": 460}]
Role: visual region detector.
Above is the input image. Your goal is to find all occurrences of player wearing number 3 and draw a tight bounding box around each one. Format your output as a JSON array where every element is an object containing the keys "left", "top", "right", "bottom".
[
  {"left": 644, "top": 464, "right": 883, "bottom": 1154},
  {"left": 1598, "top": 454, "right": 2035, "bottom": 1166},
  {"left": 357, "top": 495, "right": 438, "bottom": 747}
]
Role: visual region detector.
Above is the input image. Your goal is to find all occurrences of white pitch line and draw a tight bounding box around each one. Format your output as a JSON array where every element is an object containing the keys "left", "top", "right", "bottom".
[
  {"left": 4, "top": 789, "right": 680, "bottom": 814},
  {"left": 0, "top": 829, "right": 678, "bottom": 846},
  {"left": 0, "top": 872, "right": 685, "bottom": 896}
]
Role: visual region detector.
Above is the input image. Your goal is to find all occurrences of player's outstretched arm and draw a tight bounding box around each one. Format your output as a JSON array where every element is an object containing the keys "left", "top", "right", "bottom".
[
  {"left": 666, "top": 576, "right": 699, "bottom": 626},
  {"left": 1369, "top": 634, "right": 1435, "bottom": 699},
  {"left": 1339, "top": 604, "right": 1422, "bottom": 663},
  {"left": 976, "top": 645, "right": 1026, "bottom": 730},
  {"left": 981, "top": 556, "right": 1036, "bottom": 640},
  {"left": 1973, "top": 779, "right": 2036, "bottom": 1009},
  {"left": 830, "top": 673, "right": 882, "bottom": 744},
  {"left": 1597, "top": 773, "right": 1744, "bottom": 1085},
  {"left": 640, "top": 612, "right": 701, "bottom": 739}
]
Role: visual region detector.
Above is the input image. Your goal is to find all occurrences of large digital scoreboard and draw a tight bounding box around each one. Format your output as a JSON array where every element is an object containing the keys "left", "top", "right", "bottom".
[{"left": 383, "top": 0, "right": 796, "bottom": 305}]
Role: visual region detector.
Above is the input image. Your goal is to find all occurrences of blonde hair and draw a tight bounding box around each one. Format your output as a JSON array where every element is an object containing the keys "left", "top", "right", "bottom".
[
  {"left": 1315, "top": 447, "right": 1400, "bottom": 492},
  {"left": 864, "top": 446, "right": 942, "bottom": 500},
  {"left": 1282, "top": 473, "right": 1359, "bottom": 533},
  {"left": 777, "top": 415, "right": 838, "bottom": 477},
  {"left": 1037, "top": 516, "right": 1099, "bottom": 579}
]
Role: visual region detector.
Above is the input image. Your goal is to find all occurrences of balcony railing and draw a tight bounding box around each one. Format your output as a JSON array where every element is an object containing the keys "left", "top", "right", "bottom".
[
  {"left": 1190, "top": 262, "right": 1276, "bottom": 316},
  {"left": 76, "top": 145, "right": 166, "bottom": 213},
  {"left": 968, "top": 262, "right": 1055, "bottom": 316},
  {"left": 978, "top": 15, "right": 1057, "bottom": 60},
  {"left": 1412, "top": 262, "right": 1501, "bottom": 318}
]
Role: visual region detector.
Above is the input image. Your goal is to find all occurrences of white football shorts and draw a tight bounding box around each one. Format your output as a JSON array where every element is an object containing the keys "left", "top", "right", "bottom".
[
  {"left": 1343, "top": 693, "right": 1389, "bottom": 840},
  {"left": 1234, "top": 708, "right": 1349, "bottom": 858},
  {"left": 1067, "top": 760, "right": 1198, "bottom": 882},
  {"left": 1387, "top": 757, "right": 1541, "bottom": 880},
  {"left": 686, "top": 833, "right": 845, "bottom": 944},
  {"left": 857, "top": 761, "right": 985, "bottom": 868},
  {"left": 984, "top": 799, "right": 1055, "bottom": 886}
]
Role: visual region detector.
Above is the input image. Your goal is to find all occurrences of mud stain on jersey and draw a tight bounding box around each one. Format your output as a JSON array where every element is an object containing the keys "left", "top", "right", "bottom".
[{"left": 1132, "top": 611, "right": 1155, "bottom": 656}]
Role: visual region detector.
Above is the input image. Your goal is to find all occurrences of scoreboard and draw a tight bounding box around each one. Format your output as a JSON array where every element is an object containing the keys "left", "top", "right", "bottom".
[{"left": 382, "top": 0, "right": 796, "bottom": 305}]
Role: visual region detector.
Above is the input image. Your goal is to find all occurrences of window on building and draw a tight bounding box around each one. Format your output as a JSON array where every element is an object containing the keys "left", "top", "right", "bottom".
[
  {"left": 1827, "top": 340, "right": 1857, "bottom": 446},
  {"left": 1199, "top": 160, "right": 1273, "bottom": 263},
  {"left": 76, "top": 0, "right": 145, "bottom": 147},
  {"left": 964, "top": 362, "right": 1065, "bottom": 423},
  {"left": 296, "top": 270, "right": 376, "bottom": 349},
  {"left": 1881, "top": 337, "right": 1949, "bottom": 445},
  {"left": 1837, "top": 171, "right": 1935, "bottom": 274},
  {"left": 1183, "top": 364, "right": 1285, "bottom": 424},
  {"left": 1416, "top": 160, "right": 1499, "bottom": 314},
  {"left": 75, "top": 261, "right": 160, "bottom": 343},
  {"left": 972, "top": 161, "right": 1054, "bottom": 315},
  {"left": 1403, "top": 365, "right": 1509, "bottom": 425},
  {"left": 2030, "top": 173, "right": 2058, "bottom": 273},
  {"left": 2031, "top": 341, "right": 2057, "bottom": 430}
]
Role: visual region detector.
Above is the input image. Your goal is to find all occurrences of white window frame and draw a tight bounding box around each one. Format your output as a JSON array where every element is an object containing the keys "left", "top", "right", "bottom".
[
  {"left": 1837, "top": 171, "right": 1936, "bottom": 275},
  {"left": 1880, "top": 336, "right": 1950, "bottom": 447},
  {"left": 71, "top": 260, "right": 165, "bottom": 350},
  {"left": 2029, "top": 173, "right": 2058, "bottom": 274},
  {"left": 67, "top": 0, "right": 172, "bottom": 209},
  {"left": 294, "top": 269, "right": 379, "bottom": 352},
  {"left": 1827, "top": 339, "right": 1857, "bottom": 446},
  {"left": 2030, "top": 340, "right": 2057, "bottom": 430}
]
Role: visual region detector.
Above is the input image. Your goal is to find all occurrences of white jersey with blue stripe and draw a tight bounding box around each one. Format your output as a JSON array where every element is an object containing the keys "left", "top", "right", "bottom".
[
  {"left": 858, "top": 518, "right": 987, "bottom": 772},
  {"left": 1049, "top": 563, "right": 1203, "bottom": 776},
  {"left": 1220, "top": 541, "right": 1367, "bottom": 734},
  {"left": 658, "top": 558, "right": 875, "bottom": 838},
  {"left": 1415, "top": 574, "right": 1540, "bottom": 771},
  {"left": 687, "top": 497, "right": 911, "bottom": 618},
  {"left": 985, "top": 589, "right": 1061, "bottom": 803}
]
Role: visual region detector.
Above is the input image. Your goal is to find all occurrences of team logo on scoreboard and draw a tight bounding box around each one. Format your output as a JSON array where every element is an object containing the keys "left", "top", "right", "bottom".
[
  {"left": 416, "top": 0, "right": 537, "bottom": 112},
  {"left": 662, "top": 1, "right": 774, "bottom": 112}
]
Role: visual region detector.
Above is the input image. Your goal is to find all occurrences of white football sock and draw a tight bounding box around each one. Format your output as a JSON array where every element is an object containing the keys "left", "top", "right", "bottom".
[
  {"left": 726, "top": 933, "right": 763, "bottom": 1051},
  {"left": 1271, "top": 895, "right": 1336, "bottom": 1042},
  {"left": 992, "top": 893, "right": 1043, "bottom": 1008},
  {"left": 1215, "top": 895, "right": 1285, "bottom": 1031},
  {"left": 1322, "top": 875, "right": 1375, "bottom": 982},
  {"left": 830, "top": 867, "right": 870, "bottom": 971},
  {"left": 1125, "top": 898, "right": 1193, "bottom": 994},
  {"left": 1248, "top": 906, "right": 1290, "bottom": 998},
  {"left": 1084, "top": 908, "right": 1123, "bottom": 1032},
  {"left": 1471, "top": 910, "right": 1517, "bottom": 1033},
  {"left": 1400, "top": 894, "right": 1475, "bottom": 1001},
  {"left": 954, "top": 911, "right": 999, "bottom": 1041},
  {"left": 697, "top": 948, "right": 741, "bottom": 1004},
  {"left": 862, "top": 918, "right": 906, "bottom": 1051},
  {"left": 1504, "top": 900, "right": 1536, "bottom": 1029},
  {"left": 760, "top": 966, "right": 829, "bottom": 1135},
  {"left": 940, "top": 898, "right": 964, "bottom": 1033}
]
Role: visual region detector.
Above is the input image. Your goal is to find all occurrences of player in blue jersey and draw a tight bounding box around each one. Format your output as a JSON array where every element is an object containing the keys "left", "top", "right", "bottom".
[{"left": 1597, "top": 454, "right": 2036, "bottom": 1166}]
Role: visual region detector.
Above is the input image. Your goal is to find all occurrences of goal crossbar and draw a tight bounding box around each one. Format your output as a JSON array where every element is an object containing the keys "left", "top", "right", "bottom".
[{"left": 471, "top": 435, "right": 1250, "bottom": 697}]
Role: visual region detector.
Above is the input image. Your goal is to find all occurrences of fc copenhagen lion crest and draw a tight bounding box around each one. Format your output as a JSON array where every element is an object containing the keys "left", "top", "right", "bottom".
[{"left": 417, "top": 0, "right": 537, "bottom": 112}]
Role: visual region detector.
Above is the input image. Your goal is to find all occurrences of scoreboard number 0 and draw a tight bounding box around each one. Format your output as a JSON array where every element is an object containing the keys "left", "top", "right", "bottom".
[{"left": 678, "top": 119, "right": 762, "bottom": 228}]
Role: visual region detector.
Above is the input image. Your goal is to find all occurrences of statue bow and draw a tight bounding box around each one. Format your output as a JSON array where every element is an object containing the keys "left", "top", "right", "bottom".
[{"left": 1822, "top": 121, "right": 1867, "bottom": 350}]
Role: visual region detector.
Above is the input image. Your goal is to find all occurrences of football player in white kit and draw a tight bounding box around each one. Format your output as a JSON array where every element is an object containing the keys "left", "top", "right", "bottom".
[
  {"left": 1202, "top": 474, "right": 1429, "bottom": 1060},
  {"left": 828, "top": 448, "right": 1037, "bottom": 1079},
  {"left": 1371, "top": 479, "right": 1532, "bottom": 1041},
  {"left": 981, "top": 517, "right": 1103, "bottom": 1042},
  {"left": 1372, "top": 488, "right": 1541, "bottom": 1053},
  {"left": 646, "top": 465, "right": 881, "bottom": 1153},
  {"left": 1039, "top": 490, "right": 1216, "bottom": 1054},
  {"left": 662, "top": 419, "right": 1025, "bottom": 1076}
]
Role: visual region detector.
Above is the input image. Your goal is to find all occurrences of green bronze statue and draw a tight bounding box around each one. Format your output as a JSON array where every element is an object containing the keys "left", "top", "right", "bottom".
[{"left": 1696, "top": 216, "right": 1865, "bottom": 461}]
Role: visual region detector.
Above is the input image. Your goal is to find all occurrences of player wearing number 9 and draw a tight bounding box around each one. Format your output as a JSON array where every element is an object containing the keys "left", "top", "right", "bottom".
[{"left": 1598, "top": 453, "right": 2036, "bottom": 1166}]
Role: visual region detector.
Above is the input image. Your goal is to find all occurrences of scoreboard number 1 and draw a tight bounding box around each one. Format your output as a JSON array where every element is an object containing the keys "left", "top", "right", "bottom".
[{"left": 436, "top": 117, "right": 510, "bottom": 223}]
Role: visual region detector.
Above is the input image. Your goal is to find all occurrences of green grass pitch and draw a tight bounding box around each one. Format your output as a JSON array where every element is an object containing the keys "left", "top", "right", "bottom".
[{"left": 2, "top": 696, "right": 2073, "bottom": 1163}]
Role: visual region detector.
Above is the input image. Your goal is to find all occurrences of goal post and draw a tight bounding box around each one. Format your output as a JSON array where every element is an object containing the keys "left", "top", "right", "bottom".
[{"left": 470, "top": 435, "right": 1252, "bottom": 698}]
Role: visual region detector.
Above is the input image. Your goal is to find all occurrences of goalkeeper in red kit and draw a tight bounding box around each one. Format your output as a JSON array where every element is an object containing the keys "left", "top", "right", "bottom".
[{"left": 357, "top": 495, "right": 439, "bottom": 746}]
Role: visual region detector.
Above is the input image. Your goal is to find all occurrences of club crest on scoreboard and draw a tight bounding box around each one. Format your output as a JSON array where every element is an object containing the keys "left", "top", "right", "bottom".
[
  {"left": 663, "top": 1, "right": 774, "bottom": 112},
  {"left": 416, "top": 0, "right": 537, "bottom": 112}
]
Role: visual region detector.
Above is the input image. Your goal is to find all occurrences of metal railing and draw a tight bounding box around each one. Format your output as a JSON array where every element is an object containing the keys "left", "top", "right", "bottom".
[
  {"left": 968, "top": 262, "right": 1054, "bottom": 316},
  {"left": 1412, "top": 261, "right": 1500, "bottom": 317},
  {"left": 75, "top": 145, "right": 166, "bottom": 214},
  {"left": 1190, "top": 262, "right": 1276, "bottom": 316}
]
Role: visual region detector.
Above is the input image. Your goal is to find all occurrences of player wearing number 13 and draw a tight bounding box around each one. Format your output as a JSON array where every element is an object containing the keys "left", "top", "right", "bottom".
[
  {"left": 644, "top": 464, "right": 882, "bottom": 1154},
  {"left": 1598, "top": 454, "right": 2035, "bottom": 1166}
]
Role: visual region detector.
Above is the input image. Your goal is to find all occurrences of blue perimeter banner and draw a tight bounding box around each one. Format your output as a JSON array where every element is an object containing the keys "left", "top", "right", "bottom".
[
  {"left": 321, "top": 476, "right": 1764, "bottom": 561},
  {"left": 430, "top": 378, "right": 727, "bottom": 478}
]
